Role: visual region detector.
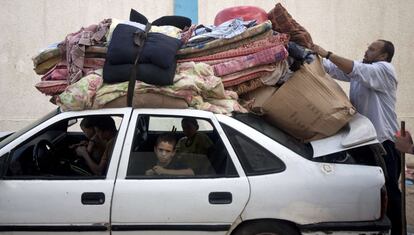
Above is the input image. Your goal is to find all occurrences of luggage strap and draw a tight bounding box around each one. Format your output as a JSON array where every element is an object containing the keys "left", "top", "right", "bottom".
[{"left": 127, "top": 22, "right": 151, "bottom": 107}]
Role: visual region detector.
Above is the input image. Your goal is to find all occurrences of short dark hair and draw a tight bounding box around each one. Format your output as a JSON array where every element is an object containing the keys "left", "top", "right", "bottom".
[
  {"left": 80, "top": 117, "right": 95, "bottom": 129},
  {"left": 378, "top": 39, "right": 394, "bottom": 62},
  {"left": 181, "top": 117, "right": 199, "bottom": 130},
  {"left": 156, "top": 133, "right": 177, "bottom": 148},
  {"left": 95, "top": 116, "right": 116, "bottom": 132}
]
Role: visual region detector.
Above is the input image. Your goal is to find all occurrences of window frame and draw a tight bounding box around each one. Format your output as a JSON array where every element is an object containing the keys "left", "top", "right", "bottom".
[
  {"left": 125, "top": 114, "right": 239, "bottom": 179},
  {"left": 221, "top": 123, "right": 286, "bottom": 176},
  {"left": 0, "top": 109, "right": 130, "bottom": 180}
]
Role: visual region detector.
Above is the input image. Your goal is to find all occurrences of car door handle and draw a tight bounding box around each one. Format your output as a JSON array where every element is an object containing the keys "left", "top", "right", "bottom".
[
  {"left": 209, "top": 192, "right": 232, "bottom": 204},
  {"left": 81, "top": 192, "right": 105, "bottom": 205}
]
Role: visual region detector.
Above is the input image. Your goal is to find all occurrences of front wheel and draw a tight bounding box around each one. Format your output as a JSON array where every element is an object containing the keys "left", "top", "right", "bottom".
[{"left": 233, "top": 220, "right": 300, "bottom": 235}]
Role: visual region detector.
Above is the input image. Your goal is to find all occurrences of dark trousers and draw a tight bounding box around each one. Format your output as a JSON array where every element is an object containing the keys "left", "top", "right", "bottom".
[{"left": 382, "top": 140, "right": 405, "bottom": 235}]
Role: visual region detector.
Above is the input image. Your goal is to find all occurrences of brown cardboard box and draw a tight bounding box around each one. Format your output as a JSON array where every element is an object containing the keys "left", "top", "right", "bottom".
[
  {"left": 262, "top": 57, "right": 355, "bottom": 142},
  {"left": 241, "top": 86, "right": 278, "bottom": 115}
]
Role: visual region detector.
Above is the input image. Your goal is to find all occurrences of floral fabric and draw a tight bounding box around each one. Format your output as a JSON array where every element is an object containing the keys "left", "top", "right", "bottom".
[
  {"left": 93, "top": 62, "right": 247, "bottom": 114},
  {"left": 56, "top": 71, "right": 103, "bottom": 111}
]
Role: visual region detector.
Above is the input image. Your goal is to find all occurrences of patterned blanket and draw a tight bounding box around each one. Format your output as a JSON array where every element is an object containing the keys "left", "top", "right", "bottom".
[
  {"left": 177, "top": 21, "right": 273, "bottom": 58},
  {"left": 56, "top": 63, "right": 247, "bottom": 115}
]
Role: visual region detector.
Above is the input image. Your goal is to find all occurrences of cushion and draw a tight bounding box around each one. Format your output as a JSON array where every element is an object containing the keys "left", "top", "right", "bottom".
[
  {"left": 35, "top": 80, "right": 68, "bottom": 96},
  {"left": 214, "top": 6, "right": 268, "bottom": 26},
  {"left": 267, "top": 3, "right": 313, "bottom": 49}
]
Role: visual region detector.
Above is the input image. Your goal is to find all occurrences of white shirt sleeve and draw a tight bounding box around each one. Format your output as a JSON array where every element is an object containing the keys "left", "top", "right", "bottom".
[
  {"left": 349, "top": 61, "right": 397, "bottom": 92},
  {"left": 322, "top": 58, "right": 351, "bottom": 82}
]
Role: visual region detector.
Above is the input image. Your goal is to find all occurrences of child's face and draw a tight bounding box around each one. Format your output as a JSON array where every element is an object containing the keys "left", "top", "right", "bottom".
[{"left": 154, "top": 141, "right": 175, "bottom": 166}]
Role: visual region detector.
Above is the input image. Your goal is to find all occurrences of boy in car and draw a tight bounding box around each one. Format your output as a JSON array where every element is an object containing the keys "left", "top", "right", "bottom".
[{"left": 145, "top": 133, "right": 194, "bottom": 176}]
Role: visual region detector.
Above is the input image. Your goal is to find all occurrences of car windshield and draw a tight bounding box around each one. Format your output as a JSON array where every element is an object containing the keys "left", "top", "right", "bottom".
[
  {"left": 0, "top": 108, "right": 60, "bottom": 149},
  {"left": 232, "top": 113, "right": 313, "bottom": 159}
]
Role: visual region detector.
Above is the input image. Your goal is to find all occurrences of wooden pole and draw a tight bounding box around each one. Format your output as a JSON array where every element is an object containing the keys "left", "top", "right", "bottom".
[{"left": 400, "top": 121, "right": 406, "bottom": 235}]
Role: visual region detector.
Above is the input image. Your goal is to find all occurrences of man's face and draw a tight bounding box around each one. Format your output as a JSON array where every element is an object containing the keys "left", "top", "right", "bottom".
[
  {"left": 363, "top": 41, "right": 386, "bottom": 64},
  {"left": 154, "top": 141, "right": 175, "bottom": 166},
  {"left": 81, "top": 126, "right": 95, "bottom": 139},
  {"left": 182, "top": 122, "right": 197, "bottom": 138},
  {"left": 95, "top": 128, "right": 111, "bottom": 141}
]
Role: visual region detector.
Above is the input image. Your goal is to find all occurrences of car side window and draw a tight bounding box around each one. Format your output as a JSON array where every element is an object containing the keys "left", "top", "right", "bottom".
[
  {"left": 221, "top": 124, "right": 285, "bottom": 176},
  {"left": 2, "top": 115, "right": 122, "bottom": 179},
  {"left": 126, "top": 115, "right": 238, "bottom": 178}
]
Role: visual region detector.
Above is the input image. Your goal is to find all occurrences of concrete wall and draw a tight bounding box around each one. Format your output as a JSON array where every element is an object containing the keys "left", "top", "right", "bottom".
[{"left": 0, "top": 0, "right": 413, "bottom": 134}]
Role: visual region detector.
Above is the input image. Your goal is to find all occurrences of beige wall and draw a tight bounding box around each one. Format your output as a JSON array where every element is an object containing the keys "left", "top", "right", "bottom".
[{"left": 1, "top": 0, "right": 413, "bottom": 135}]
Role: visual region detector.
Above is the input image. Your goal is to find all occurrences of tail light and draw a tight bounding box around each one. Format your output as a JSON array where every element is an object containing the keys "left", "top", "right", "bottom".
[{"left": 380, "top": 185, "right": 388, "bottom": 219}]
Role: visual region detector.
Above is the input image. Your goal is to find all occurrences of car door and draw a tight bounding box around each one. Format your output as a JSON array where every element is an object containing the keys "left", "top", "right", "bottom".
[
  {"left": 0, "top": 108, "right": 132, "bottom": 234},
  {"left": 111, "top": 109, "right": 250, "bottom": 235}
]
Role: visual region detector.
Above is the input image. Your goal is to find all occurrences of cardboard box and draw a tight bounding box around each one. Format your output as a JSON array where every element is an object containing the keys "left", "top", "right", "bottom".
[
  {"left": 262, "top": 57, "right": 355, "bottom": 142},
  {"left": 240, "top": 86, "right": 278, "bottom": 115}
]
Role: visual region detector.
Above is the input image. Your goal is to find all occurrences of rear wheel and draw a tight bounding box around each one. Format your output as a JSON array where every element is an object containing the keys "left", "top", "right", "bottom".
[{"left": 233, "top": 220, "right": 300, "bottom": 235}]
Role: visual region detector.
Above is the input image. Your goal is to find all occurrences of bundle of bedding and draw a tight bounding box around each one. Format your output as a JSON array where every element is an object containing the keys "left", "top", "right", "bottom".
[{"left": 32, "top": 2, "right": 355, "bottom": 141}]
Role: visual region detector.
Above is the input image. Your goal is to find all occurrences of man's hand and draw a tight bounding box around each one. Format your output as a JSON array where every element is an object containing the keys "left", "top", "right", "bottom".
[
  {"left": 395, "top": 131, "right": 414, "bottom": 154},
  {"left": 312, "top": 44, "right": 328, "bottom": 58}
]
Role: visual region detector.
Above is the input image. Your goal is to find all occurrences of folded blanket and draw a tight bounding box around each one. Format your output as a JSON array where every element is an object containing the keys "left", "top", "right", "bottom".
[
  {"left": 177, "top": 33, "right": 289, "bottom": 64},
  {"left": 227, "top": 77, "right": 265, "bottom": 95},
  {"left": 212, "top": 44, "right": 288, "bottom": 77},
  {"left": 97, "top": 62, "right": 247, "bottom": 114},
  {"left": 33, "top": 45, "right": 107, "bottom": 75},
  {"left": 60, "top": 18, "right": 111, "bottom": 84},
  {"left": 56, "top": 71, "right": 104, "bottom": 111},
  {"left": 177, "top": 20, "right": 273, "bottom": 58},
  {"left": 221, "top": 64, "right": 278, "bottom": 87}
]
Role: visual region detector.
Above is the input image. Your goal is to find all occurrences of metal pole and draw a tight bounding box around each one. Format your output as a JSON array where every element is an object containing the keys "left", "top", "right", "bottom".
[{"left": 400, "top": 121, "right": 406, "bottom": 235}]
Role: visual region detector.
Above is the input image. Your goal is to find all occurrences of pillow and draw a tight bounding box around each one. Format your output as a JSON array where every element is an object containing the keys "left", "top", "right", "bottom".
[
  {"left": 35, "top": 80, "right": 68, "bottom": 96},
  {"left": 267, "top": 3, "right": 313, "bottom": 49},
  {"left": 214, "top": 6, "right": 268, "bottom": 26}
]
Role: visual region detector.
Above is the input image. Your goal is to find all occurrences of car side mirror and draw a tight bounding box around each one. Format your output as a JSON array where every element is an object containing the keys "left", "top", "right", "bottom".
[{"left": 67, "top": 118, "right": 78, "bottom": 128}]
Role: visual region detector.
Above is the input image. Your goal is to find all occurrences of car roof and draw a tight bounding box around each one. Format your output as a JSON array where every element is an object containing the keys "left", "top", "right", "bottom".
[{"left": 310, "top": 113, "right": 378, "bottom": 158}]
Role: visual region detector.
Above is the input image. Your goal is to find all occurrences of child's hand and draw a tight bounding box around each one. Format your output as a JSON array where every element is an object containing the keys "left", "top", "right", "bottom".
[
  {"left": 145, "top": 169, "right": 155, "bottom": 175},
  {"left": 152, "top": 165, "right": 166, "bottom": 175}
]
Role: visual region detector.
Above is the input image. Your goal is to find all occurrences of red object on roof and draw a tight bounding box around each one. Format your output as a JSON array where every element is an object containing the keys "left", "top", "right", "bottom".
[{"left": 214, "top": 6, "right": 268, "bottom": 26}]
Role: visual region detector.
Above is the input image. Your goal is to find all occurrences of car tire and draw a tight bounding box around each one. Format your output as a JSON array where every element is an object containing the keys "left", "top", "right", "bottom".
[{"left": 233, "top": 220, "right": 300, "bottom": 235}]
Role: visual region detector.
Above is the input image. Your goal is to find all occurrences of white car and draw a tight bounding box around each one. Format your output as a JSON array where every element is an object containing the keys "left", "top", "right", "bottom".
[{"left": 0, "top": 108, "right": 390, "bottom": 235}]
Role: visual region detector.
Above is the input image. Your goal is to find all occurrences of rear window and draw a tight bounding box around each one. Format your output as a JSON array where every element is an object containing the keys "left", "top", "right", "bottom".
[
  {"left": 232, "top": 113, "right": 313, "bottom": 159},
  {"left": 313, "top": 143, "right": 386, "bottom": 167}
]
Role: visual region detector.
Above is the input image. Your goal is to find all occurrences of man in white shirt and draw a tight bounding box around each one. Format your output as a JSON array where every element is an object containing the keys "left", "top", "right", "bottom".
[{"left": 313, "top": 40, "right": 402, "bottom": 235}]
